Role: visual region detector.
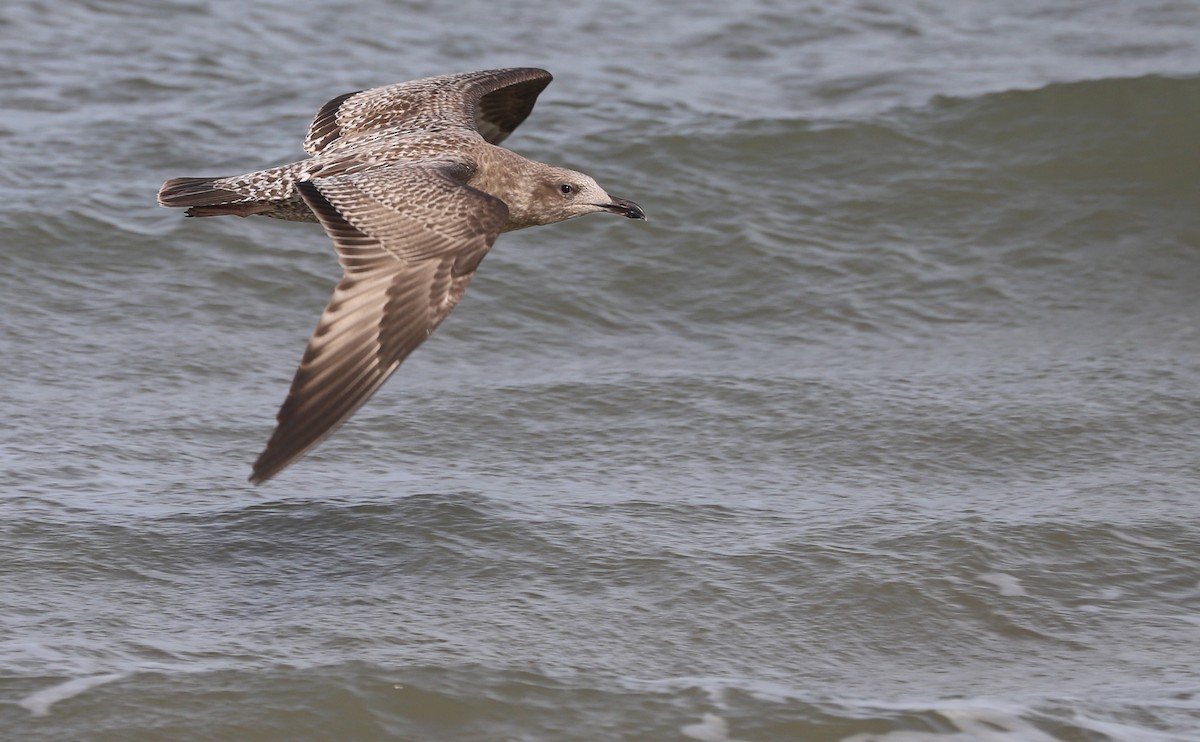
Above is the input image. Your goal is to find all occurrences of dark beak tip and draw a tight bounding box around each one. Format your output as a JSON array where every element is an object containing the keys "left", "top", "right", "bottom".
[{"left": 604, "top": 198, "right": 646, "bottom": 221}]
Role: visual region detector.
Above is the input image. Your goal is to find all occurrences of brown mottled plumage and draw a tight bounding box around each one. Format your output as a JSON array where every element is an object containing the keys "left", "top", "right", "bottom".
[{"left": 158, "top": 68, "right": 645, "bottom": 484}]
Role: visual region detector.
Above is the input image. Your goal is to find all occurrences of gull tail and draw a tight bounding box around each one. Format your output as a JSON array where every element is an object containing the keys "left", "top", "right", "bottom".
[{"left": 158, "top": 177, "right": 272, "bottom": 217}]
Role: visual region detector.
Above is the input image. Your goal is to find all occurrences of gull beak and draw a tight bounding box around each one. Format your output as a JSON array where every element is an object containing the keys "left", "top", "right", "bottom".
[{"left": 599, "top": 197, "right": 646, "bottom": 221}]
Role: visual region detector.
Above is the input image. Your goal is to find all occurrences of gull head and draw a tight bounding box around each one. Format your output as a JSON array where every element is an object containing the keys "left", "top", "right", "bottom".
[{"left": 522, "top": 166, "right": 646, "bottom": 227}]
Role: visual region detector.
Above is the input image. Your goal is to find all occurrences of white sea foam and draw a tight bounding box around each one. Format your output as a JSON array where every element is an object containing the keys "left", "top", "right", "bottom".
[
  {"left": 18, "top": 673, "right": 127, "bottom": 717},
  {"left": 979, "top": 572, "right": 1028, "bottom": 597},
  {"left": 840, "top": 702, "right": 1059, "bottom": 742},
  {"left": 681, "top": 713, "right": 751, "bottom": 742}
]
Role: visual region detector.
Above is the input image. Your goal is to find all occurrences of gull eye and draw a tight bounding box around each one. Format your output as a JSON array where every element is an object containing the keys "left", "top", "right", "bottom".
[{"left": 559, "top": 183, "right": 575, "bottom": 195}]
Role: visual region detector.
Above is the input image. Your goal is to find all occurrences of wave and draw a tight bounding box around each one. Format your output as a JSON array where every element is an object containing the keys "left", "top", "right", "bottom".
[
  {"left": 916, "top": 74, "right": 1200, "bottom": 191},
  {"left": 600, "top": 73, "right": 1200, "bottom": 345},
  {"left": 8, "top": 660, "right": 1195, "bottom": 739}
]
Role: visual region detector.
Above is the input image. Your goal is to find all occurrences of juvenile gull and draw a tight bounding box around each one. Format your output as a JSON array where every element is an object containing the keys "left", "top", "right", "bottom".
[{"left": 158, "top": 68, "right": 645, "bottom": 484}]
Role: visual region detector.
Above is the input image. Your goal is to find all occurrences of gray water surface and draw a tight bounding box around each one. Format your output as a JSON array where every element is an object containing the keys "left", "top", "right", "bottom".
[{"left": 2, "top": 1, "right": 1199, "bottom": 739}]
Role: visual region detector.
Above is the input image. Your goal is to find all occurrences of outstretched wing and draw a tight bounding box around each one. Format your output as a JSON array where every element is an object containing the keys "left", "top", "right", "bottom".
[
  {"left": 303, "top": 67, "right": 553, "bottom": 154},
  {"left": 250, "top": 160, "right": 508, "bottom": 484}
]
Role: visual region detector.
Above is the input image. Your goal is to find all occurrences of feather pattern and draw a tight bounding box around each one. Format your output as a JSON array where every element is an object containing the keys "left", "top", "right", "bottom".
[
  {"left": 303, "top": 68, "right": 552, "bottom": 155},
  {"left": 250, "top": 167, "right": 507, "bottom": 483}
]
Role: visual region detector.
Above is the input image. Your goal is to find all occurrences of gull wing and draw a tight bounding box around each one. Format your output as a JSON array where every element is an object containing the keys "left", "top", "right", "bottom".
[
  {"left": 303, "top": 68, "right": 553, "bottom": 154},
  {"left": 250, "top": 160, "right": 508, "bottom": 483}
]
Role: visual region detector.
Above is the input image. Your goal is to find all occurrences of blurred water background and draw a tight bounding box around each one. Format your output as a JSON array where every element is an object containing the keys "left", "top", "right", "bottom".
[{"left": 2, "top": 0, "right": 1199, "bottom": 739}]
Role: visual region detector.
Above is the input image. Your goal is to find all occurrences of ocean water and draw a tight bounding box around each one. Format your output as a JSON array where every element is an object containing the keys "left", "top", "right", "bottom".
[{"left": 2, "top": 0, "right": 1200, "bottom": 739}]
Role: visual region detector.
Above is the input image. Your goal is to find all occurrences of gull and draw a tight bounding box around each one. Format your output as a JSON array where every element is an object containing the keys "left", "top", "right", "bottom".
[{"left": 158, "top": 68, "right": 645, "bottom": 484}]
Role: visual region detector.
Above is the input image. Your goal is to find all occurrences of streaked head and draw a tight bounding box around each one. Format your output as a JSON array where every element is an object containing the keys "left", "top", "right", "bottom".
[{"left": 522, "top": 166, "right": 646, "bottom": 227}]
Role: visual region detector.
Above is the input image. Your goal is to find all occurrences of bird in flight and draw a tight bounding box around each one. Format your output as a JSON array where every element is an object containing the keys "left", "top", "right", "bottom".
[{"left": 158, "top": 68, "right": 645, "bottom": 484}]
